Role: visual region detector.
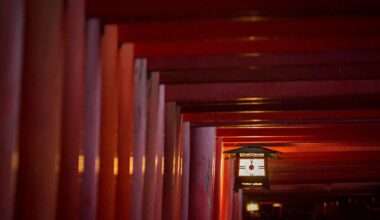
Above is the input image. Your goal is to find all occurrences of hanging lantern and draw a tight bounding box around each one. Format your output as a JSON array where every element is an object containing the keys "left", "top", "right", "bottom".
[{"left": 224, "top": 145, "right": 280, "bottom": 191}]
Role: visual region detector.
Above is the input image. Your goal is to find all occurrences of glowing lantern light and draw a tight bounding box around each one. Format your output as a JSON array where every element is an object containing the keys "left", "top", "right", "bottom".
[{"left": 246, "top": 202, "right": 260, "bottom": 212}]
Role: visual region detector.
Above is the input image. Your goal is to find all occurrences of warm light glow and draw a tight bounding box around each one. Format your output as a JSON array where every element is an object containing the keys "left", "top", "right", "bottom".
[
  {"left": 78, "top": 155, "right": 85, "bottom": 174},
  {"left": 95, "top": 157, "right": 100, "bottom": 174},
  {"left": 238, "top": 36, "right": 266, "bottom": 41},
  {"left": 12, "top": 152, "right": 19, "bottom": 171},
  {"left": 239, "top": 53, "right": 261, "bottom": 57},
  {"left": 162, "top": 157, "right": 165, "bottom": 175},
  {"left": 237, "top": 97, "right": 266, "bottom": 102},
  {"left": 173, "top": 156, "right": 176, "bottom": 175},
  {"left": 142, "top": 156, "right": 146, "bottom": 174},
  {"left": 177, "top": 156, "right": 180, "bottom": 175},
  {"left": 273, "top": 203, "right": 282, "bottom": 208},
  {"left": 181, "top": 157, "right": 183, "bottom": 176},
  {"left": 114, "top": 157, "right": 118, "bottom": 176},
  {"left": 247, "top": 202, "right": 260, "bottom": 212},
  {"left": 129, "top": 156, "right": 134, "bottom": 175},
  {"left": 233, "top": 16, "right": 267, "bottom": 22}
]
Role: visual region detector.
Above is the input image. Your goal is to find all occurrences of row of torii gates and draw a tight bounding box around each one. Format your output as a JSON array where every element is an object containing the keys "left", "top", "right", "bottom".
[
  {"left": 2, "top": 0, "right": 380, "bottom": 220},
  {"left": 0, "top": 1, "right": 238, "bottom": 220}
]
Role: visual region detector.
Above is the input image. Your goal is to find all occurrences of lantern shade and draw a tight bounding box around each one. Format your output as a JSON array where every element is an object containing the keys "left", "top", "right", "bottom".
[
  {"left": 224, "top": 145, "right": 280, "bottom": 191},
  {"left": 223, "top": 145, "right": 280, "bottom": 159}
]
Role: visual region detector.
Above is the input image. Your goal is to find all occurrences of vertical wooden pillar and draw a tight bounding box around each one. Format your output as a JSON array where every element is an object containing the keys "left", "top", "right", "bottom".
[
  {"left": 115, "top": 43, "right": 134, "bottom": 220},
  {"left": 162, "top": 102, "right": 182, "bottom": 220},
  {"left": 143, "top": 72, "right": 160, "bottom": 220},
  {"left": 154, "top": 85, "right": 165, "bottom": 220},
  {"left": 189, "top": 127, "right": 216, "bottom": 220},
  {"left": 222, "top": 157, "right": 235, "bottom": 220},
  {"left": 180, "top": 122, "right": 191, "bottom": 220},
  {"left": 0, "top": 1, "right": 24, "bottom": 220},
  {"left": 232, "top": 189, "right": 243, "bottom": 220},
  {"left": 80, "top": 19, "right": 102, "bottom": 220},
  {"left": 220, "top": 157, "right": 226, "bottom": 220},
  {"left": 97, "top": 25, "right": 119, "bottom": 220},
  {"left": 227, "top": 159, "right": 235, "bottom": 220},
  {"left": 57, "top": 0, "right": 85, "bottom": 219},
  {"left": 131, "top": 59, "right": 148, "bottom": 220},
  {"left": 175, "top": 118, "right": 184, "bottom": 220},
  {"left": 213, "top": 138, "right": 223, "bottom": 220},
  {"left": 15, "top": 0, "right": 64, "bottom": 219}
]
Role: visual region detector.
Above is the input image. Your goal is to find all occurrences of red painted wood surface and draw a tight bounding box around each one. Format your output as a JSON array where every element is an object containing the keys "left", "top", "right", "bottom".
[
  {"left": 57, "top": 0, "right": 85, "bottom": 219},
  {"left": 189, "top": 127, "right": 216, "bottom": 220},
  {"left": 166, "top": 80, "right": 380, "bottom": 102},
  {"left": 81, "top": 19, "right": 102, "bottom": 220},
  {"left": 180, "top": 94, "right": 380, "bottom": 113},
  {"left": 14, "top": 0, "right": 64, "bottom": 219},
  {"left": 0, "top": 1, "right": 23, "bottom": 219},
  {"left": 88, "top": 0, "right": 380, "bottom": 22},
  {"left": 154, "top": 85, "right": 165, "bottom": 220},
  {"left": 184, "top": 110, "right": 380, "bottom": 123},
  {"left": 223, "top": 158, "right": 235, "bottom": 220},
  {"left": 115, "top": 43, "right": 134, "bottom": 220},
  {"left": 218, "top": 125, "right": 380, "bottom": 146},
  {"left": 143, "top": 72, "right": 160, "bottom": 220},
  {"left": 148, "top": 52, "right": 380, "bottom": 71},
  {"left": 159, "top": 63, "right": 380, "bottom": 84},
  {"left": 135, "top": 37, "right": 380, "bottom": 57},
  {"left": 131, "top": 58, "right": 148, "bottom": 220},
  {"left": 213, "top": 138, "right": 223, "bottom": 220},
  {"left": 162, "top": 102, "right": 182, "bottom": 220},
  {"left": 217, "top": 124, "right": 380, "bottom": 137},
  {"left": 97, "top": 25, "right": 119, "bottom": 220},
  {"left": 180, "top": 122, "right": 190, "bottom": 220},
  {"left": 175, "top": 117, "right": 184, "bottom": 220},
  {"left": 249, "top": 182, "right": 379, "bottom": 194},
  {"left": 119, "top": 17, "right": 380, "bottom": 42},
  {"left": 232, "top": 190, "right": 243, "bottom": 220}
]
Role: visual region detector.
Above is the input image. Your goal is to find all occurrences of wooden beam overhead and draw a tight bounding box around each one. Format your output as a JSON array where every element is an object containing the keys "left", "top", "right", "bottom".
[
  {"left": 88, "top": 0, "right": 380, "bottom": 23},
  {"left": 186, "top": 109, "right": 380, "bottom": 127},
  {"left": 189, "top": 119, "right": 380, "bottom": 128},
  {"left": 222, "top": 136, "right": 314, "bottom": 145},
  {"left": 159, "top": 63, "right": 380, "bottom": 84},
  {"left": 184, "top": 110, "right": 380, "bottom": 122},
  {"left": 249, "top": 182, "right": 380, "bottom": 193},
  {"left": 222, "top": 138, "right": 380, "bottom": 147},
  {"left": 148, "top": 52, "right": 380, "bottom": 71},
  {"left": 134, "top": 36, "right": 380, "bottom": 57},
  {"left": 118, "top": 17, "right": 380, "bottom": 42},
  {"left": 270, "top": 175, "right": 380, "bottom": 185},
  {"left": 217, "top": 124, "right": 380, "bottom": 145},
  {"left": 180, "top": 94, "right": 380, "bottom": 112},
  {"left": 217, "top": 124, "right": 380, "bottom": 138},
  {"left": 166, "top": 80, "right": 380, "bottom": 102}
]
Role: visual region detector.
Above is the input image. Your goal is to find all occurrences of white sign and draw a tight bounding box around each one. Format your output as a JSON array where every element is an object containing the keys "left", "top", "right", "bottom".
[{"left": 238, "top": 158, "right": 265, "bottom": 177}]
